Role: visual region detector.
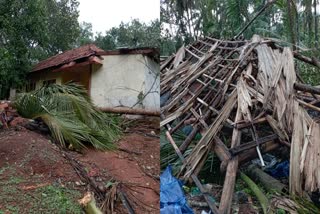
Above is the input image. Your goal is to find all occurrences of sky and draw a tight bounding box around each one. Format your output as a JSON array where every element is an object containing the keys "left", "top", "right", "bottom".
[{"left": 78, "top": 0, "right": 160, "bottom": 34}]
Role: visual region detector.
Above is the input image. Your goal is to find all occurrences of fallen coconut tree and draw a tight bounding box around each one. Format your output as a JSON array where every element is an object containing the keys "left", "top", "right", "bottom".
[{"left": 14, "top": 83, "right": 122, "bottom": 150}]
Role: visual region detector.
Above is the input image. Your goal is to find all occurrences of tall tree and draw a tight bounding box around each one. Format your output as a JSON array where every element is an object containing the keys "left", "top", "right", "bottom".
[
  {"left": 0, "top": 0, "right": 80, "bottom": 98},
  {"left": 314, "top": 0, "right": 318, "bottom": 47},
  {"left": 93, "top": 19, "right": 160, "bottom": 50}
]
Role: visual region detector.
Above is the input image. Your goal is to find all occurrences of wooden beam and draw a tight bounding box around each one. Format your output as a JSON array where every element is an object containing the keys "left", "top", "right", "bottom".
[
  {"left": 229, "top": 134, "right": 278, "bottom": 156},
  {"left": 100, "top": 107, "right": 160, "bottom": 116},
  {"left": 219, "top": 108, "right": 242, "bottom": 214},
  {"left": 294, "top": 82, "right": 320, "bottom": 95},
  {"left": 220, "top": 141, "right": 281, "bottom": 172},
  {"left": 211, "top": 137, "right": 232, "bottom": 163}
]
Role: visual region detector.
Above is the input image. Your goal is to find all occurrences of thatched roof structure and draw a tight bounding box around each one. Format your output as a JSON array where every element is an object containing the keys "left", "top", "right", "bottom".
[{"left": 161, "top": 35, "right": 320, "bottom": 213}]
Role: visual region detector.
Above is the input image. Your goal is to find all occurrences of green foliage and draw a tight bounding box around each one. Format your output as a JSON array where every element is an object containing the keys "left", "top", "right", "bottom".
[
  {"left": 276, "top": 208, "right": 286, "bottom": 214},
  {"left": 14, "top": 83, "right": 122, "bottom": 150},
  {"left": 293, "top": 195, "right": 320, "bottom": 214},
  {"left": 77, "top": 21, "right": 94, "bottom": 45},
  {"left": 160, "top": 126, "right": 220, "bottom": 178},
  {"left": 0, "top": 0, "right": 80, "bottom": 99},
  {"left": 160, "top": 128, "right": 186, "bottom": 173},
  {"left": 93, "top": 19, "right": 160, "bottom": 50}
]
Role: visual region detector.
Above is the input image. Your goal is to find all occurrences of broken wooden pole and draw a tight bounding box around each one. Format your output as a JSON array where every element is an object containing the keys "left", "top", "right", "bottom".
[
  {"left": 234, "top": 117, "right": 267, "bottom": 129},
  {"left": 179, "top": 124, "right": 200, "bottom": 154},
  {"left": 219, "top": 108, "right": 242, "bottom": 214},
  {"left": 220, "top": 141, "right": 280, "bottom": 172},
  {"left": 238, "top": 141, "right": 280, "bottom": 164},
  {"left": 294, "top": 82, "right": 320, "bottom": 95},
  {"left": 100, "top": 107, "right": 160, "bottom": 116},
  {"left": 229, "top": 134, "right": 278, "bottom": 156},
  {"left": 211, "top": 137, "right": 232, "bottom": 163},
  {"left": 293, "top": 52, "right": 320, "bottom": 69}
]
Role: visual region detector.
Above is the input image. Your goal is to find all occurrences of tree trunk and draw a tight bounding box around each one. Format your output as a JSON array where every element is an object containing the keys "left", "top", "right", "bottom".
[
  {"left": 246, "top": 164, "right": 287, "bottom": 193},
  {"left": 307, "top": 0, "right": 313, "bottom": 45},
  {"left": 314, "top": 0, "right": 319, "bottom": 48},
  {"left": 287, "top": 0, "right": 297, "bottom": 51}
]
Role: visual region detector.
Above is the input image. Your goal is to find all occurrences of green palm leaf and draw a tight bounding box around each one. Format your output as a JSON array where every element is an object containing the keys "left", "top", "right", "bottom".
[{"left": 14, "top": 83, "right": 122, "bottom": 150}]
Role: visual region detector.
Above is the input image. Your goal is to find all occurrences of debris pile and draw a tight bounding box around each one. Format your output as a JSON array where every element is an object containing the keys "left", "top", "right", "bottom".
[
  {"left": 161, "top": 35, "right": 320, "bottom": 213},
  {"left": 0, "top": 101, "right": 29, "bottom": 129}
]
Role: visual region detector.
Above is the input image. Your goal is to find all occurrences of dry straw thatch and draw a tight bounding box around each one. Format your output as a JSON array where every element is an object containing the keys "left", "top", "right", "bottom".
[{"left": 161, "top": 34, "right": 320, "bottom": 214}]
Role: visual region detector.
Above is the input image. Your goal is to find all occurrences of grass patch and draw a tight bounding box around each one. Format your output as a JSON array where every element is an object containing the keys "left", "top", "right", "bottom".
[
  {"left": 29, "top": 185, "right": 82, "bottom": 213},
  {"left": 0, "top": 166, "right": 9, "bottom": 175},
  {"left": 0, "top": 167, "right": 83, "bottom": 214}
]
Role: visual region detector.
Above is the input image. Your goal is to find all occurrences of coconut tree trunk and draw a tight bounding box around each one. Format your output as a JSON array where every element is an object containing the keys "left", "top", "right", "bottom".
[
  {"left": 314, "top": 0, "right": 319, "bottom": 48},
  {"left": 287, "top": 0, "right": 297, "bottom": 51}
]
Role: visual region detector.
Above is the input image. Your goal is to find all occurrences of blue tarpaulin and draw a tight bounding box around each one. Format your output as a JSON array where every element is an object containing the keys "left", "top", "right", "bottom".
[
  {"left": 267, "top": 160, "right": 289, "bottom": 179},
  {"left": 160, "top": 166, "right": 194, "bottom": 214}
]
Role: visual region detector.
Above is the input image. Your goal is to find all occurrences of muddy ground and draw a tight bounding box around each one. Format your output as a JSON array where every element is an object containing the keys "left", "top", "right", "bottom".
[{"left": 0, "top": 117, "right": 160, "bottom": 214}]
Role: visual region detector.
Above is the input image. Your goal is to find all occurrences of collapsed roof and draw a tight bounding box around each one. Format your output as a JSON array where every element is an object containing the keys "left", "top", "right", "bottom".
[{"left": 160, "top": 35, "right": 320, "bottom": 213}]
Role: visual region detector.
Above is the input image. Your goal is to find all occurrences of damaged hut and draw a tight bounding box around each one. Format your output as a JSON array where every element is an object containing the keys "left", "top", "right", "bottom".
[{"left": 160, "top": 35, "right": 320, "bottom": 213}]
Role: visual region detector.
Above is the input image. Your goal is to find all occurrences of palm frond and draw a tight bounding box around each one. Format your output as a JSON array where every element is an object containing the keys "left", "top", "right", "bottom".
[{"left": 14, "top": 83, "right": 122, "bottom": 150}]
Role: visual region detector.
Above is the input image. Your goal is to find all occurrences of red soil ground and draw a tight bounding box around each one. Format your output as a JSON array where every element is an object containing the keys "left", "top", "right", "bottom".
[{"left": 0, "top": 117, "right": 160, "bottom": 214}]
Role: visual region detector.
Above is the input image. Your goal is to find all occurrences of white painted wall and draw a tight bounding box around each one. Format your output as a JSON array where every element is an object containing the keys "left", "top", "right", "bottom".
[
  {"left": 90, "top": 54, "right": 160, "bottom": 111},
  {"left": 143, "top": 56, "right": 160, "bottom": 111}
]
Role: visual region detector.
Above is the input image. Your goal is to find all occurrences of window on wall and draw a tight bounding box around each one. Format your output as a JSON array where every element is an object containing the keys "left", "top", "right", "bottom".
[
  {"left": 25, "top": 82, "right": 36, "bottom": 92},
  {"left": 43, "top": 79, "right": 56, "bottom": 86}
]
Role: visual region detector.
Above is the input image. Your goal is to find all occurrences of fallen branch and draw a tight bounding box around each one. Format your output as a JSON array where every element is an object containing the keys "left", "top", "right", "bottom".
[
  {"left": 118, "top": 191, "right": 135, "bottom": 214},
  {"left": 294, "top": 82, "right": 320, "bottom": 95},
  {"left": 293, "top": 52, "right": 320, "bottom": 69}
]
